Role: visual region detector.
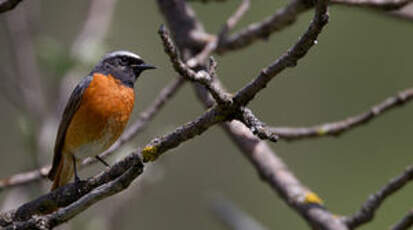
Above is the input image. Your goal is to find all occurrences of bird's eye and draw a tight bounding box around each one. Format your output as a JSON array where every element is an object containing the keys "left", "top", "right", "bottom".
[{"left": 119, "top": 57, "right": 128, "bottom": 66}]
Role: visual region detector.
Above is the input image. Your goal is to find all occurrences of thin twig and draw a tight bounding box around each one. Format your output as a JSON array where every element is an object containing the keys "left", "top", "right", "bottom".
[
  {"left": 391, "top": 209, "right": 413, "bottom": 230},
  {"left": 219, "top": 0, "right": 250, "bottom": 39},
  {"left": 216, "top": 0, "right": 314, "bottom": 54},
  {"left": 0, "top": 152, "right": 144, "bottom": 229},
  {"left": 159, "top": 25, "right": 232, "bottom": 105},
  {"left": 237, "top": 107, "right": 279, "bottom": 142},
  {"left": 390, "top": 7, "right": 413, "bottom": 21},
  {"left": 223, "top": 120, "right": 348, "bottom": 230},
  {"left": 158, "top": 1, "right": 347, "bottom": 229},
  {"left": 0, "top": 167, "right": 50, "bottom": 192},
  {"left": 331, "top": 0, "right": 412, "bottom": 10},
  {"left": 268, "top": 88, "right": 413, "bottom": 141},
  {"left": 344, "top": 166, "right": 413, "bottom": 229},
  {"left": 0, "top": 0, "right": 24, "bottom": 13},
  {"left": 188, "top": 0, "right": 250, "bottom": 66},
  {"left": 232, "top": 0, "right": 329, "bottom": 107},
  {"left": 216, "top": 0, "right": 412, "bottom": 54}
]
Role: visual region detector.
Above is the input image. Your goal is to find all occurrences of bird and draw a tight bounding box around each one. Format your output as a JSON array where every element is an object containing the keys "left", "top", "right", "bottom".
[{"left": 48, "top": 50, "right": 156, "bottom": 191}]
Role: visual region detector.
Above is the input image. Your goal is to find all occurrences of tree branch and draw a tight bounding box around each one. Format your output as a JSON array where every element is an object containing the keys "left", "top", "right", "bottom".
[
  {"left": 216, "top": 0, "right": 314, "bottom": 54},
  {"left": 215, "top": 0, "right": 412, "bottom": 54},
  {"left": 391, "top": 209, "right": 413, "bottom": 230},
  {"left": 0, "top": 0, "right": 24, "bottom": 13},
  {"left": 237, "top": 107, "right": 279, "bottom": 142},
  {"left": 0, "top": 152, "right": 144, "bottom": 229},
  {"left": 159, "top": 25, "right": 231, "bottom": 105},
  {"left": 157, "top": 1, "right": 350, "bottom": 229},
  {"left": 331, "top": 0, "right": 412, "bottom": 10},
  {"left": 344, "top": 166, "right": 413, "bottom": 229},
  {"left": 244, "top": 88, "right": 413, "bottom": 141},
  {"left": 145, "top": 0, "right": 328, "bottom": 161},
  {"left": 188, "top": 0, "right": 250, "bottom": 66},
  {"left": 232, "top": 0, "right": 329, "bottom": 107},
  {"left": 391, "top": 7, "right": 413, "bottom": 21}
]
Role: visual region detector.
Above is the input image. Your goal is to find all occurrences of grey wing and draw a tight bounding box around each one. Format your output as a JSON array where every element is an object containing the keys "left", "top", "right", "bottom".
[{"left": 48, "top": 75, "right": 93, "bottom": 181}]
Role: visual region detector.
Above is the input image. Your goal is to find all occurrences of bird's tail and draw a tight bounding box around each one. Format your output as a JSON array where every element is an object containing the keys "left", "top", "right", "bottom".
[{"left": 51, "top": 153, "right": 74, "bottom": 191}]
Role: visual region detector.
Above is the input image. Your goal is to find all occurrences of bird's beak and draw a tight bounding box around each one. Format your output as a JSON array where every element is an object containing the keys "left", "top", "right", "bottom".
[{"left": 137, "top": 63, "right": 157, "bottom": 71}]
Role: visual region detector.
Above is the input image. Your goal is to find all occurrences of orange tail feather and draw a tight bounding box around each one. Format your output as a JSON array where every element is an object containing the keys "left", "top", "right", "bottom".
[{"left": 51, "top": 153, "right": 74, "bottom": 191}]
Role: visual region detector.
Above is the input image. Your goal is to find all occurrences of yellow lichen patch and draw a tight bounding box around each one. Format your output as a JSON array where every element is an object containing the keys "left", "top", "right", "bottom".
[
  {"left": 304, "top": 192, "right": 324, "bottom": 205},
  {"left": 316, "top": 127, "right": 327, "bottom": 136},
  {"left": 142, "top": 145, "right": 158, "bottom": 162},
  {"left": 215, "top": 115, "right": 227, "bottom": 121},
  {"left": 332, "top": 214, "right": 341, "bottom": 219}
]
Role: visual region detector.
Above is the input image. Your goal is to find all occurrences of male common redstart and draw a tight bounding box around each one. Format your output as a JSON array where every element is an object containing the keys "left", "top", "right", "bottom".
[{"left": 48, "top": 50, "right": 155, "bottom": 190}]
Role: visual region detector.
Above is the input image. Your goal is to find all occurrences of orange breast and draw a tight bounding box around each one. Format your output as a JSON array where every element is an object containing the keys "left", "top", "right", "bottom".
[{"left": 63, "top": 73, "right": 135, "bottom": 156}]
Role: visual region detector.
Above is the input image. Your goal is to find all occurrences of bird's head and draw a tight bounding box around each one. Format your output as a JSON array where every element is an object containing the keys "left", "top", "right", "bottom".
[{"left": 93, "top": 50, "right": 156, "bottom": 87}]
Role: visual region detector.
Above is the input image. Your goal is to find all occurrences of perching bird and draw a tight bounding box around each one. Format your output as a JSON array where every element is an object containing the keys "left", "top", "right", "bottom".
[{"left": 48, "top": 50, "right": 156, "bottom": 190}]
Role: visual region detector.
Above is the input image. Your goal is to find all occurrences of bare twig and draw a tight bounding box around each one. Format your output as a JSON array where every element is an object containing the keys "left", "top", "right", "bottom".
[
  {"left": 267, "top": 88, "right": 413, "bottom": 141},
  {"left": 344, "top": 166, "right": 413, "bottom": 229},
  {"left": 157, "top": 0, "right": 209, "bottom": 51},
  {"left": 216, "top": 0, "right": 314, "bottom": 54},
  {"left": 193, "top": 69, "right": 347, "bottom": 230},
  {"left": 0, "top": 167, "right": 50, "bottom": 192},
  {"left": 101, "top": 164, "right": 163, "bottom": 230},
  {"left": 215, "top": 0, "right": 412, "bottom": 54},
  {"left": 158, "top": 1, "right": 348, "bottom": 229},
  {"left": 159, "top": 25, "right": 232, "bottom": 105},
  {"left": 223, "top": 120, "right": 348, "bottom": 230},
  {"left": 0, "top": 0, "right": 24, "bottom": 13},
  {"left": 219, "top": 0, "right": 250, "bottom": 39},
  {"left": 147, "top": 0, "right": 329, "bottom": 161},
  {"left": 331, "top": 0, "right": 412, "bottom": 10},
  {"left": 188, "top": 0, "right": 250, "bottom": 66},
  {"left": 0, "top": 78, "right": 184, "bottom": 191},
  {"left": 391, "top": 209, "right": 413, "bottom": 230},
  {"left": 232, "top": 0, "right": 329, "bottom": 107},
  {"left": 0, "top": 152, "right": 144, "bottom": 229},
  {"left": 390, "top": 7, "right": 413, "bottom": 20},
  {"left": 237, "top": 107, "right": 279, "bottom": 142}
]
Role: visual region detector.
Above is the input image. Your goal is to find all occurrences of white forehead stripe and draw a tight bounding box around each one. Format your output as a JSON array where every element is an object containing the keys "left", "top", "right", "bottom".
[{"left": 104, "top": 50, "right": 142, "bottom": 60}]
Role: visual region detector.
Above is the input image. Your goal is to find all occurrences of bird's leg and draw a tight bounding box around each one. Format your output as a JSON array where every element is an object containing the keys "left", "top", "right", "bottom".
[
  {"left": 72, "top": 155, "right": 81, "bottom": 183},
  {"left": 95, "top": 155, "right": 111, "bottom": 168}
]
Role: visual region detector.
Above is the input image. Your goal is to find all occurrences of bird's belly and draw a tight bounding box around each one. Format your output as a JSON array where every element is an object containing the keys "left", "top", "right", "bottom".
[
  {"left": 63, "top": 74, "right": 135, "bottom": 159},
  {"left": 71, "top": 124, "right": 117, "bottom": 159}
]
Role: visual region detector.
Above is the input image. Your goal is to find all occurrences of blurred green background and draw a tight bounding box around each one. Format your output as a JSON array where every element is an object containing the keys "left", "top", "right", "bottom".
[{"left": 0, "top": 1, "right": 412, "bottom": 229}]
